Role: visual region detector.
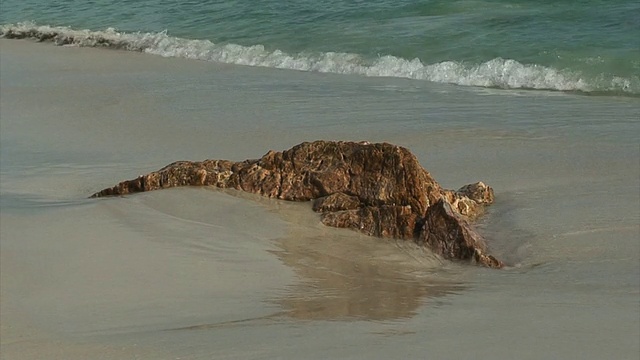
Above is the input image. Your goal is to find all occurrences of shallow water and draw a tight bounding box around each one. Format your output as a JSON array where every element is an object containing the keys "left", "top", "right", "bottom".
[{"left": 0, "top": 39, "right": 639, "bottom": 359}]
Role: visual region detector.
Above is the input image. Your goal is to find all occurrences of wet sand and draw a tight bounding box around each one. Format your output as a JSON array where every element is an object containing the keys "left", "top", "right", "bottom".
[{"left": 1, "top": 39, "right": 639, "bottom": 359}]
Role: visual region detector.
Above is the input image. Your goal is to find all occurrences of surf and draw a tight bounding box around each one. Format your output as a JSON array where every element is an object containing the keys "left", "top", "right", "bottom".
[{"left": 2, "top": 22, "right": 638, "bottom": 96}]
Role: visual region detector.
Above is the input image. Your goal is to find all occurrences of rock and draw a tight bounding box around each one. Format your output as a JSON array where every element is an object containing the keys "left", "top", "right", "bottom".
[
  {"left": 90, "top": 160, "right": 235, "bottom": 197},
  {"left": 321, "top": 205, "right": 418, "bottom": 239},
  {"left": 312, "top": 193, "right": 361, "bottom": 212},
  {"left": 418, "top": 199, "right": 504, "bottom": 268},
  {"left": 439, "top": 182, "right": 495, "bottom": 219},
  {"left": 91, "top": 141, "right": 503, "bottom": 268}
]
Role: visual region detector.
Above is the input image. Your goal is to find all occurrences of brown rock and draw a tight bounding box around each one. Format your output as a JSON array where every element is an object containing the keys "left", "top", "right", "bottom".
[
  {"left": 90, "top": 160, "right": 235, "bottom": 197},
  {"left": 440, "top": 181, "right": 495, "bottom": 219},
  {"left": 321, "top": 205, "right": 417, "bottom": 239},
  {"left": 312, "top": 193, "right": 361, "bottom": 212},
  {"left": 91, "top": 141, "right": 503, "bottom": 268},
  {"left": 418, "top": 199, "right": 504, "bottom": 268},
  {"left": 457, "top": 181, "right": 495, "bottom": 204}
]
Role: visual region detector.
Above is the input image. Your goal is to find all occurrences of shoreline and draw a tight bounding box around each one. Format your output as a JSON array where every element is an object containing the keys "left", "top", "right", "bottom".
[
  {"left": 2, "top": 21, "right": 639, "bottom": 97},
  {"left": 1, "top": 38, "right": 638, "bottom": 359}
]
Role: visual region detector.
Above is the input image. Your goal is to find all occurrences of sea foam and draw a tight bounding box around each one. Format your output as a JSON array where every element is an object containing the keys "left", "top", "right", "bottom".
[{"left": 1, "top": 22, "right": 637, "bottom": 95}]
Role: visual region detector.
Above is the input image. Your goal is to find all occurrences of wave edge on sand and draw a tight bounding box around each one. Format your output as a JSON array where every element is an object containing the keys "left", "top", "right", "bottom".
[{"left": 1, "top": 22, "right": 637, "bottom": 96}]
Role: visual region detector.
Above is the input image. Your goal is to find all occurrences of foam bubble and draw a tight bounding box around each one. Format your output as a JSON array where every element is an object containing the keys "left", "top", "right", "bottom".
[{"left": 2, "top": 22, "right": 637, "bottom": 95}]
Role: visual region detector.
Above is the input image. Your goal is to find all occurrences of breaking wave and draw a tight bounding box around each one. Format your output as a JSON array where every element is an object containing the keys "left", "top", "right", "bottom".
[{"left": 2, "top": 22, "right": 638, "bottom": 95}]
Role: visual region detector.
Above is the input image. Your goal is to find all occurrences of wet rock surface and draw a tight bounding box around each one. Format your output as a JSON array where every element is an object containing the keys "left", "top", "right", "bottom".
[{"left": 91, "top": 141, "right": 504, "bottom": 268}]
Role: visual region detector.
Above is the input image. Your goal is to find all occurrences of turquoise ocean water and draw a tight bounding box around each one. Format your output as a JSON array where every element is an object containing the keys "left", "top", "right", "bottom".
[{"left": 1, "top": 0, "right": 638, "bottom": 95}]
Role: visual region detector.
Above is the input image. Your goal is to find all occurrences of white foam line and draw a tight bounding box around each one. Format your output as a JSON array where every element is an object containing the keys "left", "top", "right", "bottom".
[{"left": 2, "top": 22, "right": 637, "bottom": 95}]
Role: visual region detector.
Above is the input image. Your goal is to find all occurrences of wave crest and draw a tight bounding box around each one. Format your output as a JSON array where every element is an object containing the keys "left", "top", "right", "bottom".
[{"left": 2, "top": 22, "right": 637, "bottom": 95}]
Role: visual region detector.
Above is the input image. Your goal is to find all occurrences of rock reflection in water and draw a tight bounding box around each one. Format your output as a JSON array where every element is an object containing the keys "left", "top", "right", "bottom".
[
  {"left": 212, "top": 188, "right": 467, "bottom": 322},
  {"left": 272, "top": 231, "right": 466, "bottom": 321}
]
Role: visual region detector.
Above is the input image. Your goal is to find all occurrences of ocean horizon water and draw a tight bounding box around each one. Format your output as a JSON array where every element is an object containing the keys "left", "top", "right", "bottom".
[{"left": 1, "top": 0, "right": 639, "bottom": 95}]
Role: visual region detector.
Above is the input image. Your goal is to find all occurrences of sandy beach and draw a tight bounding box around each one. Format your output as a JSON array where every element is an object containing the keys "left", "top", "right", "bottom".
[{"left": 1, "top": 39, "right": 639, "bottom": 359}]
